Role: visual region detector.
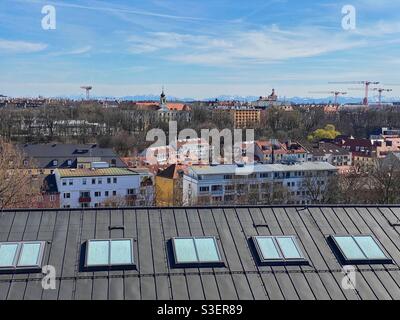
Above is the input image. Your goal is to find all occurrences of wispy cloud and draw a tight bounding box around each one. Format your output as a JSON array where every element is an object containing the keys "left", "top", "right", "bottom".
[
  {"left": 127, "top": 25, "right": 366, "bottom": 66},
  {"left": 18, "top": 0, "right": 208, "bottom": 21},
  {"left": 0, "top": 39, "right": 47, "bottom": 53},
  {"left": 353, "top": 21, "right": 400, "bottom": 37},
  {"left": 50, "top": 46, "right": 92, "bottom": 56}
]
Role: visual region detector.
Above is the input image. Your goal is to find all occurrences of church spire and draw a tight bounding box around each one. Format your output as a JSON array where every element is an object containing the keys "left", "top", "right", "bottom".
[{"left": 160, "top": 86, "right": 168, "bottom": 111}]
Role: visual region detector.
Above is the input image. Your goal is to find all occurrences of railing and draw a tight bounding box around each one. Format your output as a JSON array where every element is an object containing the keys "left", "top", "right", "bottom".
[{"left": 79, "top": 197, "right": 91, "bottom": 203}]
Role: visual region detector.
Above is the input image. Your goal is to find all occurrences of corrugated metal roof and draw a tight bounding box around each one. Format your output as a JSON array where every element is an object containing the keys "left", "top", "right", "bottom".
[
  {"left": 57, "top": 168, "right": 138, "bottom": 178},
  {"left": 1, "top": 205, "right": 400, "bottom": 300}
]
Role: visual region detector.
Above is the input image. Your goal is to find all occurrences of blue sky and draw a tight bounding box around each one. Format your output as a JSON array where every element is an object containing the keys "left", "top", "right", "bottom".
[{"left": 1, "top": 0, "right": 400, "bottom": 99}]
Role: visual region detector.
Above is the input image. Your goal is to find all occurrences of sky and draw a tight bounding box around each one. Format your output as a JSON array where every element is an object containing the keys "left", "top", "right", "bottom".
[{"left": 0, "top": 0, "right": 400, "bottom": 99}]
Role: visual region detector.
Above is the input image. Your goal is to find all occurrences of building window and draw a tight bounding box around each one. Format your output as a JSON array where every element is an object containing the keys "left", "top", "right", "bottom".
[
  {"left": 69, "top": 179, "right": 73, "bottom": 186},
  {"left": 92, "top": 179, "right": 96, "bottom": 185},
  {"left": 83, "top": 178, "right": 87, "bottom": 185},
  {"left": 113, "top": 177, "right": 117, "bottom": 183},
  {"left": 200, "top": 186, "right": 209, "bottom": 192},
  {"left": 63, "top": 193, "right": 70, "bottom": 199},
  {"left": 62, "top": 180, "right": 67, "bottom": 186},
  {"left": 127, "top": 189, "right": 136, "bottom": 195},
  {"left": 50, "top": 195, "right": 55, "bottom": 202},
  {"left": 113, "top": 191, "right": 117, "bottom": 196},
  {"left": 172, "top": 237, "right": 223, "bottom": 266},
  {"left": 85, "top": 239, "right": 134, "bottom": 269},
  {"left": 0, "top": 241, "right": 45, "bottom": 271},
  {"left": 107, "top": 178, "right": 111, "bottom": 184},
  {"left": 67, "top": 160, "right": 73, "bottom": 166},
  {"left": 80, "top": 191, "right": 90, "bottom": 198},
  {"left": 52, "top": 160, "right": 58, "bottom": 166},
  {"left": 105, "top": 191, "right": 109, "bottom": 197},
  {"left": 252, "top": 236, "right": 307, "bottom": 265},
  {"left": 329, "top": 235, "right": 392, "bottom": 265},
  {"left": 98, "top": 179, "right": 102, "bottom": 185},
  {"left": 95, "top": 192, "right": 101, "bottom": 197}
]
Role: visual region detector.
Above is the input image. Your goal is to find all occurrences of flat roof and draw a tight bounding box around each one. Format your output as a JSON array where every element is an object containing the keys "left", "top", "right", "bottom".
[
  {"left": 187, "top": 162, "right": 337, "bottom": 176},
  {"left": 1, "top": 205, "right": 400, "bottom": 300},
  {"left": 57, "top": 168, "right": 138, "bottom": 178}
]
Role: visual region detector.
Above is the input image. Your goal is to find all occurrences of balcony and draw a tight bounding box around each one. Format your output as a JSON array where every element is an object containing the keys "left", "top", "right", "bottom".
[{"left": 79, "top": 197, "right": 91, "bottom": 203}]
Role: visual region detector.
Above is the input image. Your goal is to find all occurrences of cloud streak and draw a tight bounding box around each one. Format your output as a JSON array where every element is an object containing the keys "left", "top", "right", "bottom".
[
  {"left": 18, "top": 0, "right": 208, "bottom": 21},
  {"left": 0, "top": 39, "right": 47, "bottom": 53},
  {"left": 50, "top": 46, "right": 92, "bottom": 56},
  {"left": 127, "top": 26, "right": 366, "bottom": 66}
]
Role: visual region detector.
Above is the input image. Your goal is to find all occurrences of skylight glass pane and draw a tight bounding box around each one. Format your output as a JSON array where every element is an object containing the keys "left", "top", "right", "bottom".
[
  {"left": 194, "top": 238, "right": 220, "bottom": 262},
  {"left": 174, "top": 238, "right": 197, "bottom": 263},
  {"left": 110, "top": 240, "right": 133, "bottom": 265},
  {"left": 0, "top": 244, "right": 18, "bottom": 267},
  {"left": 87, "top": 240, "right": 109, "bottom": 266},
  {"left": 276, "top": 237, "right": 302, "bottom": 259},
  {"left": 333, "top": 236, "right": 366, "bottom": 260},
  {"left": 354, "top": 236, "right": 387, "bottom": 260},
  {"left": 18, "top": 243, "right": 41, "bottom": 266},
  {"left": 256, "top": 237, "right": 281, "bottom": 260}
]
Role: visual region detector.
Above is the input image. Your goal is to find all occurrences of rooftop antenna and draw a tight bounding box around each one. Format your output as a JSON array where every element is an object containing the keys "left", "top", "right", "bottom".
[{"left": 80, "top": 86, "right": 93, "bottom": 100}]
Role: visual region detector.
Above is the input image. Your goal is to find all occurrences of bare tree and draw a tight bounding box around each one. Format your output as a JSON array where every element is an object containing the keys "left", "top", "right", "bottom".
[
  {"left": 369, "top": 158, "right": 400, "bottom": 204},
  {"left": 0, "top": 139, "right": 39, "bottom": 210}
]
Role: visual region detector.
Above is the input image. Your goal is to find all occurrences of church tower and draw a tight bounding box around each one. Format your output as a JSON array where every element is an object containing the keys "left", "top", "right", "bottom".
[{"left": 160, "top": 87, "right": 167, "bottom": 106}]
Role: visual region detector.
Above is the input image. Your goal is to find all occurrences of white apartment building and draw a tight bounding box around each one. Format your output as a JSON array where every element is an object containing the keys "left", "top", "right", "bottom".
[
  {"left": 143, "top": 138, "right": 212, "bottom": 166},
  {"left": 55, "top": 167, "right": 153, "bottom": 208},
  {"left": 183, "top": 162, "right": 337, "bottom": 206}
]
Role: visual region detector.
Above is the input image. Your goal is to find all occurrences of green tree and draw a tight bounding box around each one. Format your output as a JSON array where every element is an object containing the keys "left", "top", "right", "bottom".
[{"left": 307, "top": 124, "right": 341, "bottom": 142}]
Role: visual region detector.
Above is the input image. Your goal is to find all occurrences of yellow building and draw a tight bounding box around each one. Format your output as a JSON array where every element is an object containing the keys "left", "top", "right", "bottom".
[
  {"left": 232, "top": 109, "right": 261, "bottom": 128},
  {"left": 155, "top": 164, "right": 185, "bottom": 206}
]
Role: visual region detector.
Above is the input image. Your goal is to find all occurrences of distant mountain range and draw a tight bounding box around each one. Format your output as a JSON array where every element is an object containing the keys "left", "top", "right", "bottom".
[{"left": 53, "top": 94, "right": 400, "bottom": 104}]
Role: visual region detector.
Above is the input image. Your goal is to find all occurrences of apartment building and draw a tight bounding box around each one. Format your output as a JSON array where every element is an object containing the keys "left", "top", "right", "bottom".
[
  {"left": 212, "top": 107, "right": 262, "bottom": 128},
  {"left": 232, "top": 109, "right": 261, "bottom": 128},
  {"left": 302, "top": 142, "right": 352, "bottom": 168},
  {"left": 336, "top": 138, "right": 377, "bottom": 168},
  {"left": 142, "top": 138, "right": 212, "bottom": 167},
  {"left": 19, "top": 143, "right": 126, "bottom": 175},
  {"left": 155, "top": 164, "right": 187, "bottom": 206},
  {"left": 55, "top": 167, "right": 153, "bottom": 208},
  {"left": 182, "top": 162, "right": 337, "bottom": 206}
]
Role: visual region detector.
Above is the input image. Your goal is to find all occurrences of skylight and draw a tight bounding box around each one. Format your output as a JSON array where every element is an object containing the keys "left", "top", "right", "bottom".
[
  {"left": 252, "top": 236, "right": 307, "bottom": 265},
  {"left": 172, "top": 237, "right": 223, "bottom": 266},
  {"left": 0, "top": 241, "right": 45, "bottom": 271},
  {"left": 329, "top": 235, "right": 391, "bottom": 264},
  {"left": 85, "top": 239, "right": 134, "bottom": 268}
]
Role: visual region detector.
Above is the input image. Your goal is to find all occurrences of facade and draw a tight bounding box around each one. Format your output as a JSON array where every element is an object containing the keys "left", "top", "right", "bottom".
[
  {"left": 182, "top": 162, "right": 337, "bottom": 206},
  {"left": 155, "top": 164, "right": 186, "bottom": 206},
  {"left": 254, "top": 140, "right": 309, "bottom": 164},
  {"left": 211, "top": 107, "right": 262, "bottom": 128},
  {"left": 157, "top": 90, "right": 192, "bottom": 123},
  {"left": 336, "top": 138, "right": 377, "bottom": 168},
  {"left": 252, "top": 89, "right": 279, "bottom": 108},
  {"left": 2, "top": 205, "right": 400, "bottom": 300},
  {"left": 19, "top": 143, "right": 126, "bottom": 175},
  {"left": 302, "top": 142, "right": 352, "bottom": 168},
  {"left": 232, "top": 108, "right": 261, "bottom": 128},
  {"left": 54, "top": 167, "right": 153, "bottom": 208},
  {"left": 143, "top": 138, "right": 211, "bottom": 168}
]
